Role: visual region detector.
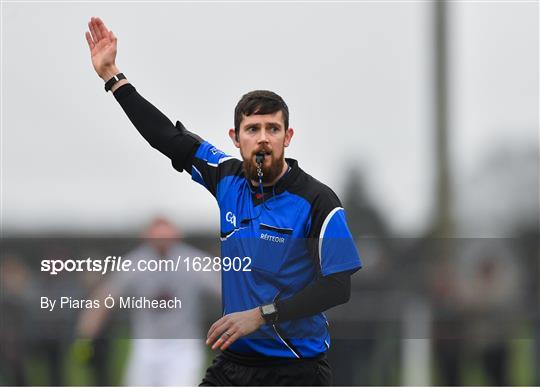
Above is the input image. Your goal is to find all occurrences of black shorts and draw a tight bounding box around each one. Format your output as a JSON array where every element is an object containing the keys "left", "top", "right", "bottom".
[{"left": 199, "top": 350, "right": 332, "bottom": 386}]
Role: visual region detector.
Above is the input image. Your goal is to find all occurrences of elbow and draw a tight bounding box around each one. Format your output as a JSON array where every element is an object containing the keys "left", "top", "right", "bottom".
[
  {"left": 339, "top": 287, "right": 351, "bottom": 304},
  {"left": 325, "top": 288, "right": 349, "bottom": 311},
  {"left": 326, "top": 273, "right": 352, "bottom": 307},
  {"left": 330, "top": 284, "right": 350, "bottom": 307},
  {"left": 337, "top": 276, "right": 351, "bottom": 305}
]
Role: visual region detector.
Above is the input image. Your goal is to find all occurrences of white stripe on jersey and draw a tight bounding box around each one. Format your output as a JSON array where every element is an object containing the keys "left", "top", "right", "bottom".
[
  {"left": 272, "top": 325, "right": 300, "bottom": 358},
  {"left": 207, "top": 156, "right": 236, "bottom": 167},
  {"left": 318, "top": 207, "right": 343, "bottom": 269}
]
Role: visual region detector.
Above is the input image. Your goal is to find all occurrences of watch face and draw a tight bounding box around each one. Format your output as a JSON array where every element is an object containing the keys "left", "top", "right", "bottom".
[{"left": 262, "top": 304, "right": 276, "bottom": 315}]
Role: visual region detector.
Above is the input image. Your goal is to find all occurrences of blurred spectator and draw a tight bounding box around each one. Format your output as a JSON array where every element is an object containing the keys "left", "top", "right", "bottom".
[
  {"left": 78, "top": 264, "right": 115, "bottom": 386},
  {"left": 0, "top": 255, "right": 35, "bottom": 385},
  {"left": 457, "top": 240, "right": 523, "bottom": 386},
  {"left": 77, "top": 217, "right": 220, "bottom": 386},
  {"left": 35, "top": 245, "right": 84, "bottom": 386}
]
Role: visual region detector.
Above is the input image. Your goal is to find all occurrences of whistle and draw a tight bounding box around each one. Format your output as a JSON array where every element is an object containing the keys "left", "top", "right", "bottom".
[{"left": 255, "top": 152, "right": 265, "bottom": 165}]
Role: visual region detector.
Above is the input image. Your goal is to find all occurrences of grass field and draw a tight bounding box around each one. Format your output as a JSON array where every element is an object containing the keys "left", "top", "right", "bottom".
[{"left": 5, "top": 336, "right": 537, "bottom": 386}]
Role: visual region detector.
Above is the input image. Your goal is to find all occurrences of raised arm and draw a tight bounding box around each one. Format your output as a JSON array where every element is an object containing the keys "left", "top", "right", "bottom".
[{"left": 85, "top": 17, "right": 202, "bottom": 172}]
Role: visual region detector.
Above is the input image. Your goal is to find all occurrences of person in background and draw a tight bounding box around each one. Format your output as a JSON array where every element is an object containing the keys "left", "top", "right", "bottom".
[{"left": 78, "top": 217, "right": 220, "bottom": 386}]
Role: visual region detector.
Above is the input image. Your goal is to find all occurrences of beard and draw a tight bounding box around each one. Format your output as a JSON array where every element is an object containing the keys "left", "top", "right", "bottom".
[{"left": 242, "top": 148, "right": 285, "bottom": 184}]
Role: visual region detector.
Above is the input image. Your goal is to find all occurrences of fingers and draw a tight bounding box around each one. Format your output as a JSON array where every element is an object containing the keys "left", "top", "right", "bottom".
[
  {"left": 92, "top": 17, "right": 103, "bottom": 41},
  {"left": 207, "top": 319, "right": 229, "bottom": 347},
  {"left": 207, "top": 321, "right": 241, "bottom": 351},
  {"left": 211, "top": 333, "right": 227, "bottom": 350},
  {"left": 85, "top": 31, "right": 95, "bottom": 50},
  {"left": 212, "top": 329, "right": 238, "bottom": 351},
  {"left": 88, "top": 20, "right": 99, "bottom": 44},
  {"left": 109, "top": 31, "right": 117, "bottom": 47},
  {"left": 220, "top": 331, "right": 241, "bottom": 351},
  {"left": 95, "top": 17, "right": 108, "bottom": 41},
  {"left": 88, "top": 17, "right": 108, "bottom": 44},
  {"left": 206, "top": 312, "right": 251, "bottom": 351},
  {"left": 207, "top": 317, "right": 224, "bottom": 339}
]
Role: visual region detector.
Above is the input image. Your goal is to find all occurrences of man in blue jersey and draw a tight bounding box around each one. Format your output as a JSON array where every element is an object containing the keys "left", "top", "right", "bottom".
[{"left": 86, "top": 17, "right": 362, "bottom": 386}]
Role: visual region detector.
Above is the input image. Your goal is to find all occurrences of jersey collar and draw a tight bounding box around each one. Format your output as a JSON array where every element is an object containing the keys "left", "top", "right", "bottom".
[{"left": 247, "top": 158, "right": 301, "bottom": 203}]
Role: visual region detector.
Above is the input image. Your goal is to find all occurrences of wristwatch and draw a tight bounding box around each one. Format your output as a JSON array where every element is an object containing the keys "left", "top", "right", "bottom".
[
  {"left": 104, "top": 73, "right": 126, "bottom": 92},
  {"left": 259, "top": 302, "right": 278, "bottom": 324}
]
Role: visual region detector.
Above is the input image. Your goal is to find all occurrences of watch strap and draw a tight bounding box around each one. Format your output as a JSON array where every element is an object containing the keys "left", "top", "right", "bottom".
[{"left": 104, "top": 73, "right": 126, "bottom": 92}]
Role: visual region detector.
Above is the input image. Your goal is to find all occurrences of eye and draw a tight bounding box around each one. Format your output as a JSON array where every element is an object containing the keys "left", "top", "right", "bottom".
[{"left": 270, "top": 126, "right": 280, "bottom": 133}]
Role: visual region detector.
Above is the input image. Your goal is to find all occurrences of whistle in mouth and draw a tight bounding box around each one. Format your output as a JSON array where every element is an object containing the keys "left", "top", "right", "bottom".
[{"left": 255, "top": 152, "right": 265, "bottom": 165}]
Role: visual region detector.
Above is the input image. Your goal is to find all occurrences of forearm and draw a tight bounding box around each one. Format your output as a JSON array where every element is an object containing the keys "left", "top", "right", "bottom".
[
  {"left": 111, "top": 82, "right": 202, "bottom": 171},
  {"left": 275, "top": 271, "right": 351, "bottom": 323},
  {"left": 112, "top": 83, "right": 176, "bottom": 156}
]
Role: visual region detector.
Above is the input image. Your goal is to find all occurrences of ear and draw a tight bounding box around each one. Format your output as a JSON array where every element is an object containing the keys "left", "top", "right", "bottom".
[
  {"left": 284, "top": 128, "right": 294, "bottom": 148},
  {"left": 229, "top": 128, "right": 240, "bottom": 148}
]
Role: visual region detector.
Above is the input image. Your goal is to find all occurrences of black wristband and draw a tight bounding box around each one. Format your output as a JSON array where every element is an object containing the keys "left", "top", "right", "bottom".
[{"left": 104, "top": 73, "right": 126, "bottom": 92}]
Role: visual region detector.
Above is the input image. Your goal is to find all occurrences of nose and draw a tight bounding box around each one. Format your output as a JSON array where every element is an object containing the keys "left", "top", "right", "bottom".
[{"left": 256, "top": 129, "right": 268, "bottom": 144}]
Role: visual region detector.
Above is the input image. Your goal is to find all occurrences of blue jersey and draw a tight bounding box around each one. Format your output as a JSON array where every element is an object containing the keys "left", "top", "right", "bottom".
[{"left": 190, "top": 140, "right": 362, "bottom": 358}]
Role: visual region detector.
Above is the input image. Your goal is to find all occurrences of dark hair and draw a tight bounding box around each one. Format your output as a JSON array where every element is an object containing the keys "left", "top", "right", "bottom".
[{"left": 234, "top": 90, "right": 289, "bottom": 139}]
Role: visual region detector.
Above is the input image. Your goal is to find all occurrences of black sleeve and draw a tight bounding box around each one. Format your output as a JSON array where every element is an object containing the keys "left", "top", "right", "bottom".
[
  {"left": 113, "top": 83, "right": 202, "bottom": 172},
  {"left": 274, "top": 270, "right": 352, "bottom": 323}
]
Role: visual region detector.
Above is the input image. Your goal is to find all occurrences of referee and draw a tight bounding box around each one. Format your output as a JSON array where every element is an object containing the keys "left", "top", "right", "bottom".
[{"left": 86, "top": 17, "right": 362, "bottom": 386}]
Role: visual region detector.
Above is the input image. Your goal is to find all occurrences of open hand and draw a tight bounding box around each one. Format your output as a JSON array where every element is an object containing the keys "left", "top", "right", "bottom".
[
  {"left": 85, "top": 17, "right": 118, "bottom": 80},
  {"left": 206, "top": 308, "right": 265, "bottom": 351}
]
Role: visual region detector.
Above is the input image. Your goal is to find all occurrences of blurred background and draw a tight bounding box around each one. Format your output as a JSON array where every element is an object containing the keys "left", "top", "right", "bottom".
[{"left": 1, "top": 1, "right": 538, "bottom": 386}]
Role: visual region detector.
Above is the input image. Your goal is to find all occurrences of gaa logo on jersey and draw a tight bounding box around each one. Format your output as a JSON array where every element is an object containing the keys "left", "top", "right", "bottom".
[{"left": 225, "top": 211, "right": 237, "bottom": 227}]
